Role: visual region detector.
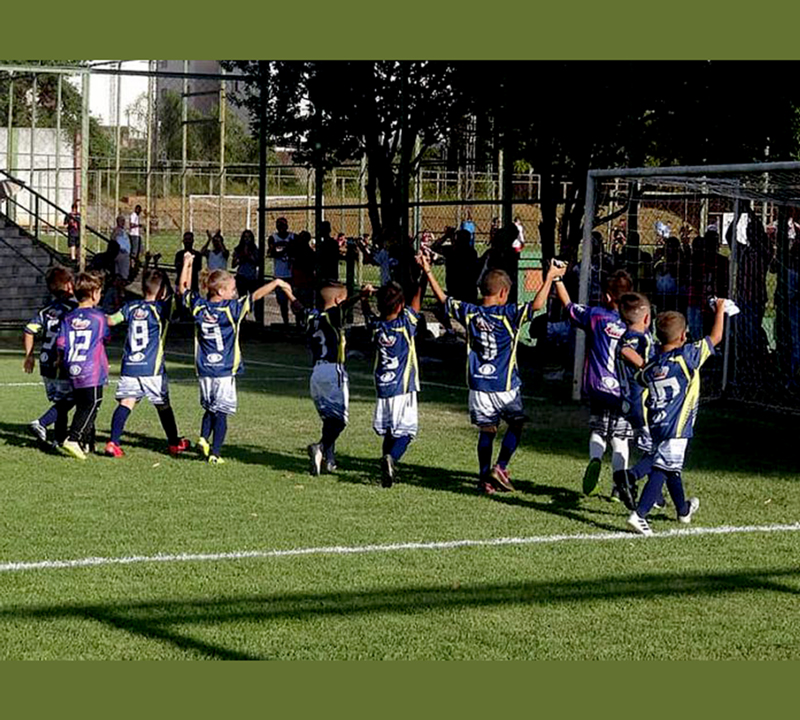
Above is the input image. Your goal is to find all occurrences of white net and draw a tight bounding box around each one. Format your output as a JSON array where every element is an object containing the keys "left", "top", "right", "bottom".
[
  {"left": 188, "top": 194, "right": 310, "bottom": 236},
  {"left": 580, "top": 162, "right": 800, "bottom": 412}
]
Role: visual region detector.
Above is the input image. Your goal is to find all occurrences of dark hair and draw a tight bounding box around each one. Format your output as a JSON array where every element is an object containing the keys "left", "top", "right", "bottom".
[
  {"left": 377, "top": 281, "right": 405, "bottom": 317},
  {"left": 142, "top": 269, "right": 165, "bottom": 297},
  {"left": 618, "top": 292, "right": 650, "bottom": 325},
  {"left": 606, "top": 269, "right": 633, "bottom": 303},
  {"left": 46, "top": 266, "right": 74, "bottom": 296}
]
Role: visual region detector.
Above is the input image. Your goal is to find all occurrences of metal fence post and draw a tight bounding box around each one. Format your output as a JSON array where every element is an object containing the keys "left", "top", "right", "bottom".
[
  {"left": 572, "top": 171, "right": 596, "bottom": 401},
  {"left": 181, "top": 60, "right": 188, "bottom": 234},
  {"left": 79, "top": 70, "right": 90, "bottom": 272}
]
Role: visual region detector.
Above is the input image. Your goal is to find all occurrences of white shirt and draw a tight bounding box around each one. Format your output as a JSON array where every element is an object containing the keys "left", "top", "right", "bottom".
[{"left": 129, "top": 211, "right": 140, "bottom": 237}]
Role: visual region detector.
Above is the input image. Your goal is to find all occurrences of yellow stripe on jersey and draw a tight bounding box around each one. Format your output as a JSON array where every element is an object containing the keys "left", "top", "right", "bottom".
[
  {"left": 674, "top": 356, "right": 697, "bottom": 437},
  {"left": 396, "top": 327, "right": 418, "bottom": 394},
  {"left": 464, "top": 311, "right": 476, "bottom": 385},
  {"left": 222, "top": 305, "right": 243, "bottom": 375},
  {"left": 501, "top": 315, "right": 517, "bottom": 392},
  {"left": 322, "top": 311, "right": 346, "bottom": 363},
  {"left": 697, "top": 338, "right": 713, "bottom": 368},
  {"left": 153, "top": 298, "right": 172, "bottom": 375}
]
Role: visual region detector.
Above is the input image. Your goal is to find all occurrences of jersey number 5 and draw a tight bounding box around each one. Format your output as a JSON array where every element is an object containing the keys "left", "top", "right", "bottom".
[{"left": 650, "top": 376, "right": 682, "bottom": 409}]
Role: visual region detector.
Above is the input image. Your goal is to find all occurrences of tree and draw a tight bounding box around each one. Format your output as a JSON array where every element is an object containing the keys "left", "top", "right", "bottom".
[{"left": 223, "top": 61, "right": 471, "bottom": 237}]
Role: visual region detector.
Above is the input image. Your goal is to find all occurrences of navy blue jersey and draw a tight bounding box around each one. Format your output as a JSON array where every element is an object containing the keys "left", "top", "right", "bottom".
[
  {"left": 639, "top": 337, "right": 715, "bottom": 443},
  {"left": 113, "top": 297, "right": 175, "bottom": 377},
  {"left": 617, "top": 328, "right": 655, "bottom": 428},
  {"left": 307, "top": 306, "right": 345, "bottom": 364},
  {"left": 24, "top": 297, "right": 77, "bottom": 379},
  {"left": 446, "top": 297, "right": 534, "bottom": 392},
  {"left": 368, "top": 307, "right": 420, "bottom": 398},
  {"left": 184, "top": 290, "right": 252, "bottom": 377}
]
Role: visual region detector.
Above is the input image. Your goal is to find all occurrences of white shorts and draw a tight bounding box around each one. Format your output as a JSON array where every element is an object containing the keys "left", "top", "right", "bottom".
[
  {"left": 310, "top": 362, "right": 349, "bottom": 424},
  {"left": 373, "top": 392, "right": 418, "bottom": 437},
  {"left": 44, "top": 378, "right": 73, "bottom": 403},
  {"left": 651, "top": 438, "right": 689, "bottom": 473},
  {"left": 199, "top": 376, "right": 238, "bottom": 415},
  {"left": 116, "top": 375, "right": 170, "bottom": 405},
  {"left": 635, "top": 426, "right": 653, "bottom": 455},
  {"left": 468, "top": 388, "right": 525, "bottom": 428}
]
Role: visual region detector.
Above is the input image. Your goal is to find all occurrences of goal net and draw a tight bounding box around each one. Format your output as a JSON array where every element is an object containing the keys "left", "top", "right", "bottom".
[
  {"left": 188, "top": 194, "right": 311, "bottom": 236},
  {"left": 573, "top": 161, "right": 800, "bottom": 413}
]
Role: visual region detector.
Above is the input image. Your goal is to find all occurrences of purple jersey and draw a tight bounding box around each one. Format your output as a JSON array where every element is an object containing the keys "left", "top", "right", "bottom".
[
  {"left": 567, "top": 303, "right": 625, "bottom": 401},
  {"left": 57, "top": 307, "right": 110, "bottom": 389}
]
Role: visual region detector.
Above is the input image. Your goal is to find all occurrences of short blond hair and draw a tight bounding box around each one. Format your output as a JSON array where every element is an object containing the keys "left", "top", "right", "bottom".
[
  {"left": 206, "top": 269, "right": 234, "bottom": 298},
  {"left": 74, "top": 271, "right": 104, "bottom": 301}
]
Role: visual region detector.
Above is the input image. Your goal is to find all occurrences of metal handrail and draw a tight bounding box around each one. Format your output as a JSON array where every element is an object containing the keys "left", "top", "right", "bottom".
[{"left": 0, "top": 169, "right": 111, "bottom": 247}]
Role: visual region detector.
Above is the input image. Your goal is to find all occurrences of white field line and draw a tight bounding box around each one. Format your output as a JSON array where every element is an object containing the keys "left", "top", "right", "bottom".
[{"left": 1, "top": 522, "right": 799, "bottom": 574}]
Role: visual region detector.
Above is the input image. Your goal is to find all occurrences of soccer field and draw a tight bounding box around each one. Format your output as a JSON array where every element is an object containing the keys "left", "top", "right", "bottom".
[{"left": 1, "top": 334, "right": 799, "bottom": 660}]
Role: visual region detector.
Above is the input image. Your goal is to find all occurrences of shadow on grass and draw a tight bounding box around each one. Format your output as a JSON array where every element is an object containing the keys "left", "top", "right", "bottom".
[{"left": 1, "top": 567, "right": 798, "bottom": 659}]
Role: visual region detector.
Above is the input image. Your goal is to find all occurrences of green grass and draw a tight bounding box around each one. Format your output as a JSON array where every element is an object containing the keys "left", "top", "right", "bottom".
[{"left": 0, "top": 334, "right": 799, "bottom": 660}]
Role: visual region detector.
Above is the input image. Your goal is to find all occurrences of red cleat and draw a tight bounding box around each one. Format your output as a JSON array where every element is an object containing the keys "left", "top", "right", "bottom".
[
  {"left": 104, "top": 441, "right": 124, "bottom": 458},
  {"left": 169, "top": 438, "right": 191, "bottom": 456},
  {"left": 490, "top": 464, "right": 515, "bottom": 492}
]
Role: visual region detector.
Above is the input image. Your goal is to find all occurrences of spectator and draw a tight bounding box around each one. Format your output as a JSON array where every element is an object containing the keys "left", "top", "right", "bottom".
[
  {"left": 358, "top": 231, "right": 396, "bottom": 286},
  {"left": 315, "top": 220, "right": 340, "bottom": 281},
  {"left": 615, "top": 230, "right": 654, "bottom": 297},
  {"left": 268, "top": 217, "right": 295, "bottom": 324},
  {"left": 513, "top": 216, "right": 526, "bottom": 253},
  {"left": 570, "top": 231, "right": 612, "bottom": 307},
  {"left": 111, "top": 214, "right": 131, "bottom": 283},
  {"left": 64, "top": 201, "right": 81, "bottom": 263},
  {"left": 201, "top": 229, "right": 230, "bottom": 271},
  {"left": 288, "top": 230, "right": 316, "bottom": 312},
  {"left": 129, "top": 204, "right": 143, "bottom": 262},
  {"left": 653, "top": 236, "right": 685, "bottom": 312},
  {"left": 686, "top": 230, "right": 729, "bottom": 340},
  {"left": 174, "top": 231, "right": 202, "bottom": 293},
  {"left": 431, "top": 227, "right": 478, "bottom": 303},
  {"left": 231, "top": 229, "right": 261, "bottom": 298}
]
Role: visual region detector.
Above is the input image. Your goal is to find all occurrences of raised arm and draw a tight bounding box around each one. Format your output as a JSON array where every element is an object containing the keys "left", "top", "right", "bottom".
[
  {"left": 709, "top": 297, "right": 727, "bottom": 347},
  {"left": 360, "top": 284, "right": 375, "bottom": 319},
  {"left": 531, "top": 261, "right": 567, "bottom": 311},
  {"left": 252, "top": 278, "right": 293, "bottom": 303},
  {"left": 554, "top": 272, "right": 572, "bottom": 307},
  {"left": 417, "top": 251, "right": 446, "bottom": 305},
  {"left": 178, "top": 251, "right": 194, "bottom": 295}
]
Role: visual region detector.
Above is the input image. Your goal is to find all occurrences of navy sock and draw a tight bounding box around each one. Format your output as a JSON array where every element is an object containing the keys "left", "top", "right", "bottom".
[
  {"left": 321, "top": 418, "right": 345, "bottom": 457},
  {"left": 382, "top": 434, "right": 394, "bottom": 457},
  {"left": 156, "top": 404, "right": 180, "bottom": 445},
  {"left": 389, "top": 435, "right": 412, "bottom": 463},
  {"left": 54, "top": 400, "right": 73, "bottom": 444},
  {"left": 38, "top": 405, "right": 58, "bottom": 427},
  {"left": 110, "top": 406, "right": 131, "bottom": 445},
  {"left": 665, "top": 471, "right": 688, "bottom": 516},
  {"left": 636, "top": 469, "right": 667, "bottom": 517},
  {"left": 211, "top": 412, "right": 228, "bottom": 456},
  {"left": 497, "top": 423, "right": 522, "bottom": 469},
  {"left": 630, "top": 455, "right": 653, "bottom": 481},
  {"left": 201, "top": 410, "right": 214, "bottom": 441},
  {"left": 478, "top": 431, "right": 495, "bottom": 478}
]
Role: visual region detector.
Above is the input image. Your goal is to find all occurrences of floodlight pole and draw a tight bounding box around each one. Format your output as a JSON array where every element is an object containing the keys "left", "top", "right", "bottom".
[
  {"left": 181, "top": 60, "right": 188, "bottom": 234},
  {"left": 218, "top": 66, "right": 226, "bottom": 233},
  {"left": 572, "top": 171, "right": 596, "bottom": 401},
  {"left": 145, "top": 61, "right": 154, "bottom": 253},
  {"left": 114, "top": 61, "right": 122, "bottom": 218}
]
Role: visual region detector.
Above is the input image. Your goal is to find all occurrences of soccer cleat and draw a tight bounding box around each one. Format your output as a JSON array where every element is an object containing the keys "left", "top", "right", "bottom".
[
  {"left": 381, "top": 454, "right": 396, "bottom": 488},
  {"left": 610, "top": 484, "right": 621, "bottom": 503},
  {"left": 582, "top": 458, "right": 602, "bottom": 495},
  {"left": 169, "top": 438, "right": 191, "bottom": 456},
  {"left": 678, "top": 497, "right": 700, "bottom": 524},
  {"left": 477, "top": 477, "right": 497, "bottom": 495},
  {"left": 626, "top": 511, "right": 653, "bottom": 537},
  {"left": 308, "top": 443, "right": 323, "bottom": 477},
  {"left": 653, "top": 495, "right": 667, "bottom": 511},
  {"left": 62, "top": 439, "right": 87, "bottom": 461},
  {"left": 104, "top": 441, "right": 124, "bottom": 458},
  {"left": 208, "top": 455, "right": 225, "bottom": 465},
  {"left": 28, "top": 420, "right": 47, "bottom": 443},
  {"left": 490, "top": 464, "right": 515, "bottom": 492},
  {"left": 197, "top": 437, "right": 210, "bottom": 459},
  {"left": 324, "top": 460, "right": 338, "bottom": 474},
  {"left": 612, "top": 470, "right": 637, "bottom": 511}
]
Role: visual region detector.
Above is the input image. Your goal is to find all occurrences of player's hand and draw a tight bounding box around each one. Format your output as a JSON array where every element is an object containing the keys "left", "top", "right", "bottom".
[
  {"left": 547, "top": 261, "right": 567, "bottom": 280},
  {"left": 715, "top": 298, "right": 728, "bottom": 312},
  {"left": 23, "top": 355, "right": 35, "bottom": 374},
  {"left": 361, "top": 284, "right": 375, "bottom": 297},
  {"left": 416, "top": 251, "right": 431, "bottom": 273},
  {"left": 183, "top": 251, "right": 194, "bottom": 265}
]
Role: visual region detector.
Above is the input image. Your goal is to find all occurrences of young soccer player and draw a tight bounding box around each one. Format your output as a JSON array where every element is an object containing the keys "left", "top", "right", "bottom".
[
  {"left": 56, "top": 272, "right": 110, "bottom": 460},
  {"left": 178, "top": 252, "right": 295, "bottom": 464},
  {"left": 626, "top": 299, "right": 729, "bottom": 536},
  {"left": 22, "top": 267, "right": 77, "bottom": 446},
  {"left": 360, "top": 277, "right": 425, "bottom": 488},
  {"left": 421, "top": 253, "right": 556, "bottom": 494},
  {"left": 613, "top": 292, "right": 658, "bottom": 510},
  {"left": 305, "top": 281, "right": 369, "bottom": 476},
  {"left": 552, "top": 266, "right": 634, "bottom": 496},
  {"left": 104, "top": 268, "right": 190, "bottom": 458}
]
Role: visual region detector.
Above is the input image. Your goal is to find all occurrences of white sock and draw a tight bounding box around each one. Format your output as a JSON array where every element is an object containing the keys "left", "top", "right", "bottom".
[
  {"left": 610, "top": 437, "right": 630, "bottom": 473},
  {"left": 589, "top": 432, "right": 606, "bottom": 461}
]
